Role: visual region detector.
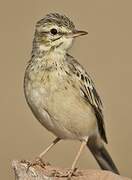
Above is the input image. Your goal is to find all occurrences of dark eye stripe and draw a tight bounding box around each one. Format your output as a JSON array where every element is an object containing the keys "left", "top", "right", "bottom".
[
  {"left": 40, "top": 31, "right": 49, "bottom": 35},
  {"left": 40, "top": 31, "right": 68, "bottom": 36}
]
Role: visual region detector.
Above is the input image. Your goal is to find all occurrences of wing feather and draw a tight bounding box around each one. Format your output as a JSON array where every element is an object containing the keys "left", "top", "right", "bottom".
[{"left": 67, "top": 54, "right": 108, "bottom": 143}]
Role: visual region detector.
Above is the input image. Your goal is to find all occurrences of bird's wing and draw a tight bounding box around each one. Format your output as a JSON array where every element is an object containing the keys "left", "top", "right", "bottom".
[{"left": 67, "top": 54, "right": 108, "bottom": 143}]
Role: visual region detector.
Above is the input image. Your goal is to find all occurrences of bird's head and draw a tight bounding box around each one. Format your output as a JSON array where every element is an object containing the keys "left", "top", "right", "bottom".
[{"left": 34, "top": 13, "right": 88, "bottom": 52}]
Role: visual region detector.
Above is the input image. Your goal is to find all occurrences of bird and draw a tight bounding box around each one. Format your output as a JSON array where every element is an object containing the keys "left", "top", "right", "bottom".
[{"left": 24, "top": 13, "right": 119, "bottom": 178}]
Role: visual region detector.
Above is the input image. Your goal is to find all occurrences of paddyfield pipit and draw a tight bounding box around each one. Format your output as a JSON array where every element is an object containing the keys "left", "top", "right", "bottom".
[{"left": 24, "top": 13, "right": 119, "bottom": 177}]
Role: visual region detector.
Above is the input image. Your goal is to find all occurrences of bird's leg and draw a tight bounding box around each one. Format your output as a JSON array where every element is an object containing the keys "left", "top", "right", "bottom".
[
  {"left": 22, "top": 137, "right": 61, "bottom": 171},
  {"left": 49, "top": 141, "right": 86, "bottom": 178},
  {"left": 67, "top": 141, "right": 86, "bottom": 179},
  {"left": 38, "top": 137, "right": 61, "bottom": 159},
  {"left": 36, "top": 137, "right": 61, "bottom": 167}
]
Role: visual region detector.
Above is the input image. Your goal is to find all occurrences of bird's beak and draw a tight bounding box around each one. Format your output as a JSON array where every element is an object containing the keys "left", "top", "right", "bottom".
[{"left": 71, "top": 30, "right": 88, "bottom": 38}]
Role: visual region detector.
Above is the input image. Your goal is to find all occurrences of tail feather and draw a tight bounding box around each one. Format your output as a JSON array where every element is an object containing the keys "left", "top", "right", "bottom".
[{"left": 87, "top": 136, "right": 120, "bottom": 175}]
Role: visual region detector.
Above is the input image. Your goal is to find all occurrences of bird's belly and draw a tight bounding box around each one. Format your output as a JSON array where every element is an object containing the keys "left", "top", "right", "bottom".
[
  {"left": 47, "top": 87, "right": 97, "bottom": 139},
  {"left": 25, "top": 80, "right": 97, "bottom": 140}
]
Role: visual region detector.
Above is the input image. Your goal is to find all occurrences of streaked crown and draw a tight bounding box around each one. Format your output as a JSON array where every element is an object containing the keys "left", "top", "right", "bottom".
[{"left": 36, "top": 13, "right": 75, "bottom": 30}]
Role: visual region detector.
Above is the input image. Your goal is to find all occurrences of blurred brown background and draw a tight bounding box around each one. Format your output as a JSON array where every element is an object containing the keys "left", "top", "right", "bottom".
[{"left": 0, "top": 0, "right": 132, "bottom": 179}]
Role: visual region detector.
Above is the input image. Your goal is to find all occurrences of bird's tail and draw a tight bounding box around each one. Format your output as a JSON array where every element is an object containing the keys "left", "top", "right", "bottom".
[{"left": 87, "top": 136, "right": 120, "bottom": 175}]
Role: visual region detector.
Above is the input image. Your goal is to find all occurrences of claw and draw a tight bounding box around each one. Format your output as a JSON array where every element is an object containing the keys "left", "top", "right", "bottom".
[
  {"left": 21, "top": 158, "right": 50, "bottom": 172},
  {"left": 51, "top": 168, "right": 81, "bottom": 179},
  {"left": 67, "top": 168, "right": 78, "bottom": 179}
]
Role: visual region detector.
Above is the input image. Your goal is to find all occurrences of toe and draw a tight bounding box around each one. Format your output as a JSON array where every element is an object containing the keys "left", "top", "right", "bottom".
[{"left": 21, "top": 158, "right": 49, "bottom": 172}]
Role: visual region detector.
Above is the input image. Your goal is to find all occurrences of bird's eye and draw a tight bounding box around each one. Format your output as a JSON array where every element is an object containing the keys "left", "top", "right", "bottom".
[{"left": 50, "top": 28, "right": 58, "bottom": 35}]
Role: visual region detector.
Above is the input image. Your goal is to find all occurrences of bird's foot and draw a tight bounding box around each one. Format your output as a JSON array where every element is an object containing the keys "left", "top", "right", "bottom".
[
  {"left": 51, "top": 168, "right": 81, "bottom": 179},
  {"left": 21, "top": 158, "right": 50, "bottom": 172},
  {"left": 67, "top": 168, "right": 81, "bottom": 179}
]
